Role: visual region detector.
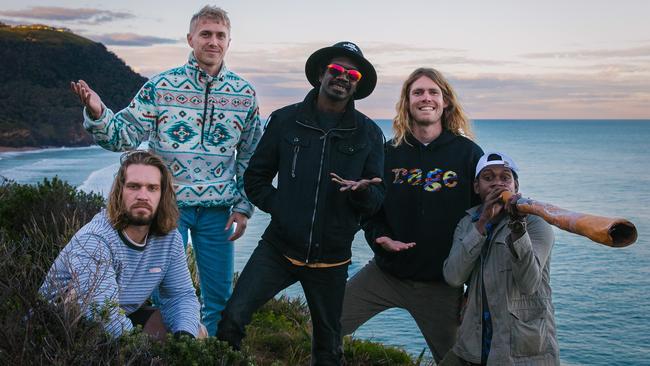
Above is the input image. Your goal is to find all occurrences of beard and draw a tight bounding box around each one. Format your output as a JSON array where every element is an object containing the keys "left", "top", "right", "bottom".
[
  {"left": 124, "top": 205, "right": 155, "bottom": 226},
  {"left": 321, "top": 80, "right": 353, "bottom": 101},
  {"left": 413, "top": 117, "right": 437, "bottom": 127}
]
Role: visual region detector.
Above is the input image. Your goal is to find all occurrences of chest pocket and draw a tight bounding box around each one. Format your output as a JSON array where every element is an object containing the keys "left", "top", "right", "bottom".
[
  {"left": 284, "top": 136, "right": 311, "bottom": 178},
  {"left": 489, "top": 229, "right": 512, "bottom": 271},
  {"left": 333, "top": 141, "right": 368, "bottom": 178},
  {"left": 337, "top": 142, "right": 367, "bottom": 155}
]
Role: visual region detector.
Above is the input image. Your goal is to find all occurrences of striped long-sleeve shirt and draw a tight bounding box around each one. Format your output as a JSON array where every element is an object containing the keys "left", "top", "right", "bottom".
[{"left": 40, "top": 210, "right": 200, "bottom": 337}]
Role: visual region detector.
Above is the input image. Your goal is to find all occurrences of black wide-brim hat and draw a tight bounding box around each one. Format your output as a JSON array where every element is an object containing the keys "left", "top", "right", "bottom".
[{"left": 305, "top": 41, "right": 377, "bottom": 100}]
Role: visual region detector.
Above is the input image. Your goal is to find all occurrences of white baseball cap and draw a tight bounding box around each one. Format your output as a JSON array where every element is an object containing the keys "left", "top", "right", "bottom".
[{"left": 475, "top": 151, "right": 519, "bottom": 178}]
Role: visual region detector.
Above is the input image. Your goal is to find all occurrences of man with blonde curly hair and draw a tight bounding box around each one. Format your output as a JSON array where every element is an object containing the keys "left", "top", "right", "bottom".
[
  {"left": 41, "top": 151, "right": 203, "bottom": 339},
  {"left": 341, "top": 68, "right": 484, "bottom": 362}
]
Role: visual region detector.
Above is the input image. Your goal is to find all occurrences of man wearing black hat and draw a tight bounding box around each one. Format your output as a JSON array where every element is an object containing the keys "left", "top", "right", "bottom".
[{"left": 217, "top": 42, "right": 384, "bottom": 364}]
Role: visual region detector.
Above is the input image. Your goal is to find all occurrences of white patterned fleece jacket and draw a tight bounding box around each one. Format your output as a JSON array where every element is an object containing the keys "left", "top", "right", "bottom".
[{"left": 84, "top": 53, "right": 262, "bottom": 216}]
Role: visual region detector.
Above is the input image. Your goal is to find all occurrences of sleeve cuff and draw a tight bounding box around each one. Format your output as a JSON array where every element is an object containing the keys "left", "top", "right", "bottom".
[
  {"left": 83, "top": 104, "right": 108, "bottom": 126},
  {"left": 232, "top": 201, "right": 254, "bottom": 218},
  {"left": 349, "top": 186, "right": 371, "bottom": 203},
  {"left": 506, "top": 233, "right": 533, "bottom": 261}
]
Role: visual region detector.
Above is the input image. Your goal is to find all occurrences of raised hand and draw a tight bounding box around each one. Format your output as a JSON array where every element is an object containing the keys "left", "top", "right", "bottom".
[
  {"left": 70, "top": 79, "right": 103, "bottom": 119},
  {"left": 330, "top": 172, "right": 382, "bottom": 192},
  {"left": 375, "top": 236, "right": 416, "bottom": 252}
]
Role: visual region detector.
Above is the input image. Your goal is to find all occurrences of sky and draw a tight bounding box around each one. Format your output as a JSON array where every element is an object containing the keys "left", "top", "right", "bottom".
[{"left": 2, "top": 0, "right": 649, "bottom": 119}]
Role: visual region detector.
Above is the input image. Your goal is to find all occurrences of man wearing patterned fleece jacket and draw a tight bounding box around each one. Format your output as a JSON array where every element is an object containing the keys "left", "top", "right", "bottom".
[
  {"left": 70, "top": 6, "right": 262, "bottom": 335},
  {"left": 41, "top": 151, "right": 202, "bottom": 339}
]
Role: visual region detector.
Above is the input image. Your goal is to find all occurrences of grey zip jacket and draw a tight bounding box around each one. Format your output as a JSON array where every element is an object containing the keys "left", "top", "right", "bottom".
[{"left": 443, "top": 205, "right": 559, "bottom": 365}]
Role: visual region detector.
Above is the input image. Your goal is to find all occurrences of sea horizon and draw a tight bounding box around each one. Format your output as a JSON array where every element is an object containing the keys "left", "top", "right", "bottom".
[
  {"left": 2, "top": 118, "right": 649, "bottom": 153},
  {"left": 1, "top": 119, "right": 648, "bottom": 365}
]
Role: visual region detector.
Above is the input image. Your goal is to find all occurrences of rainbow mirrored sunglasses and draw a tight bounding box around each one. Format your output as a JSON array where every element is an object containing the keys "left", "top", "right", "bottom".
[{"left": 326, "top": 63, "right": 362, "bottom": 82}]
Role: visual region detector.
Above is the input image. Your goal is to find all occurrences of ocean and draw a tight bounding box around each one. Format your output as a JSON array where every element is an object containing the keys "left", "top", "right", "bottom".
[{"left": 1, "top": 119, "right": 648, "bottom": 365}]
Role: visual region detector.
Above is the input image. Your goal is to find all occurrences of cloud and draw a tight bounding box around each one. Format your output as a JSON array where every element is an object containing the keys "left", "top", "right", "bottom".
[
  {"left": 0, "top": 18, "right": 21, "bottom": 26},
  {"left": 352, "top": 69, "right": 650, "bottom": 119},
  {"left": 522, "top": 46, "right": 650, "bottom": 59},
  {"left": 448, "top": 72, "right": 650, "bottom": 118},
  {"left": 0, "top": 7, "right": 133, "bottom": 24},
  {"left": 103, "top": 45, "right": 189, "bottom": 76},
  {"left": 92, "top": 33, "right": 180, "bottom": 47},
  {"left": 361, "top": 43, "right": 463, "bottom": 56},
  {"left": 104, "top": 40, "right": 649, "bottom": 119}
]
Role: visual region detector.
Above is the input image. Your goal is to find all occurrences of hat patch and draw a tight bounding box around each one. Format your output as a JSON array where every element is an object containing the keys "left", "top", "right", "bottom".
[{"left": 341, "top": 42, "right": 359, "bottom": 52}]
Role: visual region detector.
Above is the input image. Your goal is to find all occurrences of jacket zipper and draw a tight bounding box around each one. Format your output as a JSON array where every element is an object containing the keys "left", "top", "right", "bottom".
[
  {"left": 207, "top": 104, "right": 216, "bottom": 138},
  {"left": 478, "top": 250, "right": 480, "bottom": 338},
  {"left": 477, "top": 226, "right": 503, "bottom": 364},
  {"left": 294, "top": 120, "right": 355, "bottom": 263},
  {"left": 305, "top": 136, "right": 329, "bottom": 262},
  {"left": 200, "top": 80, "right": 212, "bottom": 146}
]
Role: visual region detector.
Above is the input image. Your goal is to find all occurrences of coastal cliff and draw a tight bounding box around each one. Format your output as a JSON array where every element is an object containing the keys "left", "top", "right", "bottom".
[{"left": 0, "top": 23, "right": 146, "bottom": 148}]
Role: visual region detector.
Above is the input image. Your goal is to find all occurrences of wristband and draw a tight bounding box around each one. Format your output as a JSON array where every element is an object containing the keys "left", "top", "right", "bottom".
[{"left": 508, "top": 219, "right": 527, "bottom": 234}]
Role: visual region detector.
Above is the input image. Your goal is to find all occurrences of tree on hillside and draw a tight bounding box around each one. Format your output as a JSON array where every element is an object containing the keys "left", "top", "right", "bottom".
[{"left": 0, "top": 26, "right": 147, "bottom": 147}]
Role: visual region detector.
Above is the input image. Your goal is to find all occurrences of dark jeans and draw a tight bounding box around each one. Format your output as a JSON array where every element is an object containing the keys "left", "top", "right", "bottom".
[{"left": 217, "top": 241, "right": 349, "bottom": 366}]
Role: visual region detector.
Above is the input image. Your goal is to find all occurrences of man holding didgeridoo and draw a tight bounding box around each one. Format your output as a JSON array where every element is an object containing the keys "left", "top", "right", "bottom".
[{"left": 441, "top": 152, "right": 559, "bottom": 366}]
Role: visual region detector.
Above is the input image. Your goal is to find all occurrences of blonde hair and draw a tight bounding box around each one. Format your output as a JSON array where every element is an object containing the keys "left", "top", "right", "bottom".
[
  {"left": 107, "top": 151, "right": 178, "bottom": 236},
  {"left": 392, "top": 67, "right": 475, "bottom": 146},
  {"left": 189, "top": 5, "right": 231, "bottom": 33}
]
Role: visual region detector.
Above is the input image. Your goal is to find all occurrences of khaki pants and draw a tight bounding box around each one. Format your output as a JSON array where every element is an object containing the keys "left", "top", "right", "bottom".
[{"left": 340, "top": 259, "right": 462, "bottom": 362}]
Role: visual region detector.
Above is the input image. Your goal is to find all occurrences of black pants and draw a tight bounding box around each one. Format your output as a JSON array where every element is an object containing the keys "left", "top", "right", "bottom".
[{"left": 217, "top": 241, "right": 349, "bottom": 366}]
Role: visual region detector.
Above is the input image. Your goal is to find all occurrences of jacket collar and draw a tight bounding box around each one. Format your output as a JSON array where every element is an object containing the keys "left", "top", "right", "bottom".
[
  {"left": 296, "top": 88, "right": 358, "bottom": 132},
  {"left": 185, "top": 52, "right": 228, "bottom": 85}
]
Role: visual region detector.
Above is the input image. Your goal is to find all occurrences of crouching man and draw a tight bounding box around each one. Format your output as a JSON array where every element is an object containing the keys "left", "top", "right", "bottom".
[
  {"left": 441, "top": 152, "right": 559, "bottom": 365},
  {"left": 40, "top": 150, "right": 204, "bottom": 339}
]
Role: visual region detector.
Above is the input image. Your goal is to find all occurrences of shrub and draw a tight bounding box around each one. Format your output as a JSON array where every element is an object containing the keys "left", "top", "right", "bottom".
[
  {"left": 0, "top": 176, "right": 104, "bottom": 244},
  {"left": 0, "top": 178, "right": 419, "bottom": 365},
  {"left": 243, "top": 295, "right": 416, "bottom": 365}
]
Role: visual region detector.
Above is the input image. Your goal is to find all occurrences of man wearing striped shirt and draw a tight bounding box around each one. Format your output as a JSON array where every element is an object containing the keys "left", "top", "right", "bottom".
[{"left": 40, "top": 151, "right": 202, "bottom": 339}]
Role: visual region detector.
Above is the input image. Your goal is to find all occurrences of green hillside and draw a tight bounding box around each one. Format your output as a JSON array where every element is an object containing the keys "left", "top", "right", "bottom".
[{"left": 0, "top": 23, "right": 147, "bottom": 147}]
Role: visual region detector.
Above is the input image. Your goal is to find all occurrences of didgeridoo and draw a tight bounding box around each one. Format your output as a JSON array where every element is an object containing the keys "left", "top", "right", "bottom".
[{"left": 501, "top": 192, "right": 637, "bottom": 247}]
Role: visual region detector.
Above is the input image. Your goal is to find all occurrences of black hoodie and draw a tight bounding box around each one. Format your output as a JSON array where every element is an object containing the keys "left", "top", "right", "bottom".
[{"left": 363, "top": 131, "right": 483, "bottom": 281}]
